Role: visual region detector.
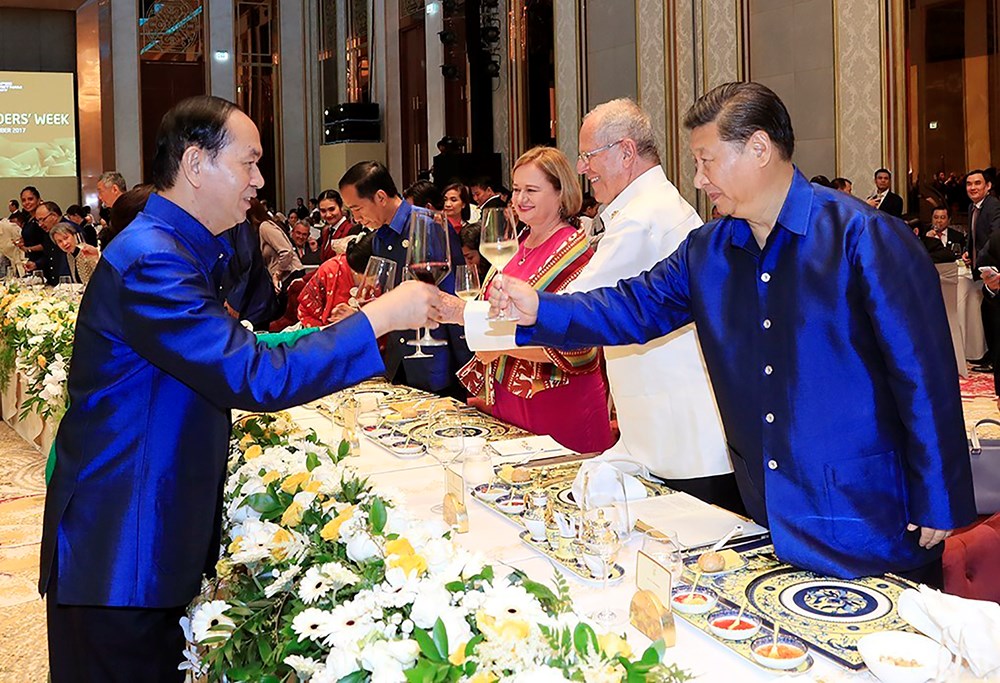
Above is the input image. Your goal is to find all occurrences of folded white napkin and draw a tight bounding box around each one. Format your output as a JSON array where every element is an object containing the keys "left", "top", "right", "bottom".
[
  {"left": 897, "top": 585, "right": 1000, "bottom": 678},
  {"left": 489, "top": 435, "right": 570, "bottom": 459},
  {"left": 571, "top": 457, "right": 649, "bottom": 510}
]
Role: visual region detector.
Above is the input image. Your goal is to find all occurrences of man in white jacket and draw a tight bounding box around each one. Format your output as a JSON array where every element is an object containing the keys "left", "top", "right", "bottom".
[{"left": 570, "top": 99, "right": 741, "bottom": 513}]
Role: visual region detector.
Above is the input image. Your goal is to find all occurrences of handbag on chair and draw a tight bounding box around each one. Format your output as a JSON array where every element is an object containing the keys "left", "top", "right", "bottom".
[{"left": 968, "top": 419, "right": 1000, "bottom": 514}]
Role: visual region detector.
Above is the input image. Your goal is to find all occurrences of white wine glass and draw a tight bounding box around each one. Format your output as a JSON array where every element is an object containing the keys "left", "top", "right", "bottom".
[
  {"left": 405, "top": 212, "right": 451, "bottom": 357},
  {"left": 454, "top": 264, "right": 482, "bottom": 302},
  {"left": 479, "top": 208, "right": 519, "bottom": 321},
  {"left": 584, "top": 514, "right": 623, "bottom": 628},
  {"left": 427, "top": 410, "right": 466, "bottom": 513}
]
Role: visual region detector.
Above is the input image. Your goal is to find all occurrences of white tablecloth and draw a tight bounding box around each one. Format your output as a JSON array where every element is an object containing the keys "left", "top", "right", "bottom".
[
  {"left": 957, "top": 266, "right": 987, "bottom": 362},
  {"left": 1, "top": 369, "right": 55, "bottom": 454}
]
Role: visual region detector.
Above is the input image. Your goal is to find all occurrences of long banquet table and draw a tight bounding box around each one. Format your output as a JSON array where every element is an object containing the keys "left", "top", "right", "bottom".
[{"left": 287, "top": 404, "right": 868, "bottom": 682}]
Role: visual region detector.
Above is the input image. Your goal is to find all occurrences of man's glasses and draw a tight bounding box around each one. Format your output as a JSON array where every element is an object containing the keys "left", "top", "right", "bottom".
[{"left": 578, "top": 139, "right": 624, "bottom": 165}]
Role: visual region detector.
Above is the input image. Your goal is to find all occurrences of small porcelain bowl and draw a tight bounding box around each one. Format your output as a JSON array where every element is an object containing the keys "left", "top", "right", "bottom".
[
  {"left": 472, "top": 481, "right": 511, "bottom": 503},
  {"left": 707, "top": 609, "right": 762, "bottom": 641},
  {"left": 494, "top": 494, "right": 526, "bottom": 515},
  {"left": 670, "top": 585, "right": 718, "bottom": 615},
  {"left": 750, "top": 634, "right": 809, "bottom": 670},
  {"left": 857, "top": 631, "right": 948, "bottom": 683}
]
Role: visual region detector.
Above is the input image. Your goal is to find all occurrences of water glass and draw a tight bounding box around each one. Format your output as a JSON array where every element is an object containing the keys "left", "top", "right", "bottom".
[{"left": 641, "top": 529, "right": 685, "bottom": 582}]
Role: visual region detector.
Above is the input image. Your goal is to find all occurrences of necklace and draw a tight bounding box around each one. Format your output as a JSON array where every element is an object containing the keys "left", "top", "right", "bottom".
[{"left": 517, "top": 242, "right": 539, "bottom": 265}]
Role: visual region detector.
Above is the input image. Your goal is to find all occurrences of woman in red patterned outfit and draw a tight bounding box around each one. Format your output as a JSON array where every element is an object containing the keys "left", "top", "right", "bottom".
[
  {"left": 297, "top": 231, "right": 374, "bottom": 327},
  {"left": 456, "top": 147, "right": 613, "bottom": 453}
]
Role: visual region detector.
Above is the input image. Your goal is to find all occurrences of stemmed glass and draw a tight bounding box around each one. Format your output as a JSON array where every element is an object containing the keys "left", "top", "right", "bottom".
[
  {"left": 479, "top": 208, "right": 519, "bottom": 321},
  {"left": 427, "top": 410, "right": 466, "bottom": 514},
  {"left": 454, "top": 264, "right": 482, "bottom": 302},
  {"left": 356, "top": 256, "right": 397, "bottom": 306},
  {"left": 584, "top": 510, "right": 624, "bottom": 628},
  {"left": 405, "top": 212, "right": 451, "bottom": 358}
]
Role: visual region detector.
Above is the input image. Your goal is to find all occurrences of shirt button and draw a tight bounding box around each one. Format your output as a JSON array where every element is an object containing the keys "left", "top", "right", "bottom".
[
  {"left": 762, "top": 319, "right": 772, "bottom": 329},
  {"left": 765, "top": 413, "right": 774, "bottom": 423},
  {"left": 767, "top": 459, "right": 778, "bottom": 470},
  {"left": 388, "top": 245, "right": 393, "bottom": 251},
  {"left": 764, "top": 365, "right": 773, "bottom": 375},
  {"left": 399, "top": 337, "right": 405, "bottom": 343},
  {"left": 761, "top": 272, "right": 771, "bottom": 283},
  {"left": 218, "top": 253, "right": 223, "bottom": 259}
]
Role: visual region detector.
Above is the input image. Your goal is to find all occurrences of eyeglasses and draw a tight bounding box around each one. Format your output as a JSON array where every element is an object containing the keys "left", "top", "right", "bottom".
[{"left": 578, "top": 139, "right": 624, "bottom": 164}]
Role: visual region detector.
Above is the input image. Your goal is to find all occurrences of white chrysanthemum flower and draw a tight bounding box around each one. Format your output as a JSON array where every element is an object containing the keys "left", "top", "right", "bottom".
[
  {"left": 322, "top": 600, "right": 377, "bottom": 650},
  {"left": 264, "top": 563, "right": 302, "bottom": 598},
  {"left": 229, "top": 519, "right": 278, "bottom": 564},
  {"left": 299, "top": 566, "right": 335, "bottom": 604},
  {"left": 502, "top": 665, "right": 570, "bottom": 682},
  {"left": 360, "top": 638, "right": 419, "bottom": 682},
  {"left": 479, "top": 580, "right": 548, "bottom": 625},
  {"left": 291, "top": 607, "right": 336, "bottom": 643},
  {"left": 190, "top": 600, "right": 235, "bottom": 643}
]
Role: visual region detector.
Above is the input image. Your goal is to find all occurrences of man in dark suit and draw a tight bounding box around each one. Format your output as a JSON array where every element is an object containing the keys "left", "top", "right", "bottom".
[
  {"left": 867, "top": 168, "right": 904, "bottom": 217},
  {"left": 470, "top": 175, "right": 506, "bottom": 210},
  {"left": 920, "top": 207, "right": 966, "bottom": 263},
  {"left": 340, "top": 161, "right": 473, "bottom": 399},
  {"left": 962, "top": 170, "right": 1000, "bottom": 370}
]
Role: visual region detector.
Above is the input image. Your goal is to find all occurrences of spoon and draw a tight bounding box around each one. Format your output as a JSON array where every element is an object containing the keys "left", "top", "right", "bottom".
[
  {"left": 769, "top": 624, "right": 780, "bottom": 657},
  {"left": 711, "top": 523, "right": 744, "bottom": 552},
  {"left": 728, "top": 599, "right": 749, "bottom": 630}
]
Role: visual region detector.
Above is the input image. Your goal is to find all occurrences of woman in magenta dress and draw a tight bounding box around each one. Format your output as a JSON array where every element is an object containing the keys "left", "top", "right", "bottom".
[{"left": 457, "top": 147, "right": 614, "bottom": 453}]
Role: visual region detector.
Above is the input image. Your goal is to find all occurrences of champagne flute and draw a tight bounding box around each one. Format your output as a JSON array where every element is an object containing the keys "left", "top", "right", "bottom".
[
  {"left": 405, "top": 211, "right": 451, "bottom": 358},
  {"left": 356, "top": 256, "right": 397, "bottom": 306},
  {"left": 584, "top": 511, "right": 623, "bottom": 628},
  {"left": 479, "top": 208, "right": 519, "bottom": 321},
  {"left": 427, "top": 410, "right": 466, "bottom": 513},
  {"left": 454, "top": 264, "right": 482, "bottom": 302}
]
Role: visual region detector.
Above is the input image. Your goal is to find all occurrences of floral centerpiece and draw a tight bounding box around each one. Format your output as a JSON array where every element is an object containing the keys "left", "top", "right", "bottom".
[
  {"left": 182, "top": 413, "right": 692, "bottom": 682},
  {"left": 0, "top": 281, "right": 79, "bottom": 421}
]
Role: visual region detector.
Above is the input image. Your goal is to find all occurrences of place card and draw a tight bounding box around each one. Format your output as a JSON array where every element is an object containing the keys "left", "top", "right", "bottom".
[
  {"left": 635, "top": 549, "right": 673, "bottom": 605},
  {"left": 443, "top": 468, "right": 468, "bottom": 533},
  {"left": 630, "top": 589, "right": 676, "bottom": 646}
]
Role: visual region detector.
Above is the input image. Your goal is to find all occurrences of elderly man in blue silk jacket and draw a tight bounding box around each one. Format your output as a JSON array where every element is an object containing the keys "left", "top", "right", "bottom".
[
  {"left": 40, "top": 96, "right": 442, "bottom": 682},
  {"left": 477, "top": 82, "right": 976, "bottom": 586}
]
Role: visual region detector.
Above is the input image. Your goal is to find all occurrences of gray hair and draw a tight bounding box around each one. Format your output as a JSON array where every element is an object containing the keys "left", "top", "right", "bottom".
[
  {"left": 49, "top": 222, "right": 78, "bottom": 240},
  {"left": 98, "top": 171, "right": 127, "bottom": 192},
  {"left": 584, "top": 98, "right": 660, "bottom": 164}
]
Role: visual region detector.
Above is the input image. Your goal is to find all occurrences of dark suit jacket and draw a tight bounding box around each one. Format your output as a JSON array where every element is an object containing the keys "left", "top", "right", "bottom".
[
  {"left": 920, "top": 228, "right": 966, "bottom": 264},
  {"left": 479, "top": 195, "right": 506, "bottom": 210},
  {"left": 879, "top": 191, "right": 904, "bottom": 218},
  {"left": 971, "top": 195, "right": 1000, "bottom": 265}
]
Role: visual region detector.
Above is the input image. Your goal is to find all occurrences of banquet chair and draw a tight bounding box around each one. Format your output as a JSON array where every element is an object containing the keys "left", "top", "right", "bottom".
[
  {"left": 942, "top": 513, "right": 1000, "bottom": 603},
  {"left": 268, "top": 276, "right": 308, "bottom": 332}
]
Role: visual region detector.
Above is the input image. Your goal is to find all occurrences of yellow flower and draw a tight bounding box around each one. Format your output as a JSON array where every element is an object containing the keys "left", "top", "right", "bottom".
[
  {"left": 448, "top": 642, "right": 467, "bottom": 666},
  {"left": 215, "top": 558, "right": 233, "bottom": 580},
  {"left": 320, "top": 504, "right": 355, "bottom": 541},
  {"left": 270, "top": 528, "right": 293, "bottom": 561},
  {"left": 597, "top": 632, "right": 632, "bottom": 659},
  {"left": 384, "top": 538, "right": 415, "bottom": 557},
  {"left": 37, "top": 355, "right": 46, "bottom": 369},
  {"left": 262, "top": 470, "right": 280, "bottom": 485},
  {"left": 477, "top": 613, "right": 531, "bottom": 641},
  {"left": 302, "top": 479, "right": 322, "bottom": 493},
  {"left": 281, "top": 501, "right": 304, "bottom": 527},
  {"left": 281, "top": 472, "right": 310, "bottom": 494},
  {"left": 468, "top": 674, "right": 496, "bottom": 683},
  {"left": 388, "top": 552, "right": 427, "bottom": 577},
  {"left": 227, "top": 536, "right": 243, "bottom": 554},
  {"left": 244, "top": 444, "right": 263, "bottom": 460},
  {"left": 238, "top": 433, "right": 254, "bottom": 451}
]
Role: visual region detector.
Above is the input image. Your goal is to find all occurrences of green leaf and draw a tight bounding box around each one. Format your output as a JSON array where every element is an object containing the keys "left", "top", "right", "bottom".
[
  {"left": 413, "top": 627, "right": 445, "bottom": 662},
  {"left": 336, "top": 671, "right": 368, "bottom": 683},
  {"left": 370, "top": 496, "right": 387, "bottom": 535},
  {"left": 244, "top": 492, "right": 281, "bottom": 514},
  {"left": 464, "top": 633, "right": 484, "bottom": 657},
  {"left": 432, "top": 617, "right": 449, "bottom": 660},
  {"left": 257, "top": 638, "right": 273, "bottom": 663},
  {"left": 306, "top": 451, "right": 320, "bottom": 472},
  {"left": 573, "top": 622, "right": 598, "bottom": 656},
  {"left": 338, "top": 440, "right": 350, "bottom": 459},
  {"left": 640, "top": 639, "right": 664, "bottom": 666}
]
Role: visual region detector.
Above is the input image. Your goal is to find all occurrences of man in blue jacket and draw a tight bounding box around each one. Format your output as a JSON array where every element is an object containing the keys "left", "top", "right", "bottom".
[
  {"left": 41, "top": 96, "right": 442, "bottom": 682},
  {"left": 477, "top": 82, "right": 975, "bottom": 585}
]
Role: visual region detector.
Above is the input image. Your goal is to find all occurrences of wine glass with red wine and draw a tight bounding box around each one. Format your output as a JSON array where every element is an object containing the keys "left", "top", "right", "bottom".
[{"left": 405, "top": 211, "right": 451, "bottom": 358}]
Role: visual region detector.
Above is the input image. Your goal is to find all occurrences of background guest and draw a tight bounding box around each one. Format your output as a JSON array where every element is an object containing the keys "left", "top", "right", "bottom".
[
  {"left": 920, "top": 206, "right": 965, "bottom": 263},
  {"left": 459, "top": 222, "right": 490, "bottom": 282},
  {"left": 403, "top": 180, "right": 444, "bottom": 212},
  {"left": 867, "top": 168, "right": 904, "bottom": 217},
  {"left": 49, "top": 223, "right": 99, "bottom": 286},
  {"left": 16, "top": 186, "right": 47, "bottom": 275},
  {"left": 832, "top": 177, "right": 853, "bottom": 194},
  {"left": 249, "top": 199, "right": 303, "bottom": 292},
  {"left": 290, "top": 221, "right": 322, "bottom": 265},
  {"left": 8, "top": 199, "right": 18, "bottom": 218},
  {"left": 317, "top": 189, "right": 360, "bottom": 260},
  {"left": 64, "top": 204, "right": 99, "bottom": 247},
  {"left": 456, "top": 146, "right": 613, "bottom": 454},
  {"left": 102, "top": 185, "right": 154, "bottom": 248},
  {"left": 29, "top": 201, "right": 69, "bottom": 284},
  {"left": 298, "top": 231, "right": 375, "bottom": 327},
  {"left": 469, "top": 176, "right": 505, "bottom": 210},
  {"left": 442, "top": 182, "right": 472, "bottom": 233},
  {"left": 0, "top": 210, "right": 27, "bottom": 277}
]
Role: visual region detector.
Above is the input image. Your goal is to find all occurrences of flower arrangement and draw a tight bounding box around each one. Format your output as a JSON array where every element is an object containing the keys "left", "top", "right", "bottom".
[
  {"left": 183, "top": 413, "right": 692, "bottom": 683},
  {"left": 0, "top": 281, "right": 79, "bottom": 421}
]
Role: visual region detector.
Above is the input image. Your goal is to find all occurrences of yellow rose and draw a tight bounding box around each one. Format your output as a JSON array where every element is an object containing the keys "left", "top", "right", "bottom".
[
  {"left": 384, "top": 538, "right": 416, "bottom": 557},
  {"left": 320, "top": 504, "right": 356, "bottom": 541},
  {"left": 270, "top": 528, "right": 293, "bottom": 561},
  {"left": 388, "top": 552, "right": 427, "bottom": 577},
  {"left": 262, "top": 470, "right": 280, "bottom": 485},
  {"left": 227, "top": 536, "right": 243, "bottom": 554},
  {"left": 281, "top": 472, "right": 310, "bottom": 494},
  {"left": 238, "top": 434, "right": 254, "bottom": 451},
  {"left": 37, "top": 355, "right": 46, "bottom": 369},
  {"left": 244, "top": 444, "right": 263, "bottom": 460},
  {"left": 302, "top": 479, "right": 322, "bottom": 493},
  {"left": 468, "top": 674, "right": 496, "bottom": 683},
  {"left": 597, "top": 632, "right": 632, "bottom": 659},
  {"left": 281, "top": 501, "right": 304, "bottom": 527},
  {"left": 448, "top": 642, "right": 468, "bottom": 666},
  {"left": 477, "top": 613, "right": 531, "bottom": 641}
]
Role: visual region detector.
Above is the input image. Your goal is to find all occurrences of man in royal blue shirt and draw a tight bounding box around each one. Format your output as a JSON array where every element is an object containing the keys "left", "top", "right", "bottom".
[
  {"left": 41, "top": 96, "right": 443, "bottom": 682},
  {"left": 473, "top": 82, "right": 975, "bottom": 585}
]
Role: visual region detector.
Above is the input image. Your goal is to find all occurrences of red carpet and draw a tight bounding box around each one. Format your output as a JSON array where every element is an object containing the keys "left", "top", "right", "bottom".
[{"left": 960, "top": 367, "right": 995, "bottom": 400}]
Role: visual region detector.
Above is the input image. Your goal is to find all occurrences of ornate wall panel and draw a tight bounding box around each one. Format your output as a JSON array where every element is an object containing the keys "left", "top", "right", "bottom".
[
  {"left": 553, "top": 0, "right": 580, "bottom": 165},
  {"left": 671, "top": 0, "right": 698, "bottom": 207},
  {"left": 834, "top": 0, "right": 884, "bottom": 193},
  {"left": 637, "top": 0, "right": 666, "bottom": 165},
  {"left": 493, "top": 0, "right": 511, "bottom": 183}
]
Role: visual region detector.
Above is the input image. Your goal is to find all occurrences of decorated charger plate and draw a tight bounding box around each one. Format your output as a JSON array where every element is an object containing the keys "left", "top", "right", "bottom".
[
  {"left": 517, "top": 530, "right": 625, "bottom": 585},
  {"left": 681, "top": 543, "right": 918, "bottom": 671}
]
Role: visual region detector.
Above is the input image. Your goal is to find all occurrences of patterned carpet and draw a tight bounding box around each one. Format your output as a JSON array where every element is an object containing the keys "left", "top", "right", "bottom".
[
  {"left": 959, "top": 366, "right": 997, "bottom": 400},
  {"left": 0, "top": 421, "right": 47, "bottom": 681}
]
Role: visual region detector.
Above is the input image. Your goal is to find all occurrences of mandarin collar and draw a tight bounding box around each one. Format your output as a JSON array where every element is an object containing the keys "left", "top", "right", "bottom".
[
  {"left": 729, "top": 166, "right": 812, "bottom": 252},
  {"left": 144, "top": 193, "right": 234, "bottom": 269}
]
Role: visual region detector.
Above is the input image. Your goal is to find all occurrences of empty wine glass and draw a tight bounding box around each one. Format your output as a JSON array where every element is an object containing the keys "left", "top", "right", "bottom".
[
  {"left": 454, "top": 264, "right": 482, "bottom": 302},
  {"left": 405, "top": 211, "right": 451, "bottom": 357},
  {"left": 427, "top": 410, "right": 466, "bottom": 513},
  {"left": 479, "top": 208, "right": 519, "bottom": 321},
  {"left": 642, "top": 529, "right": 685, "bottom": 582},
  {"left": 356, "top": 256, "right": 397, "bottom": 306},
  {"left": 584, "top": 510, "right": 623, "bottom": 628}
]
